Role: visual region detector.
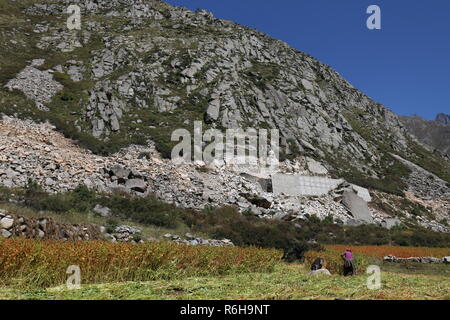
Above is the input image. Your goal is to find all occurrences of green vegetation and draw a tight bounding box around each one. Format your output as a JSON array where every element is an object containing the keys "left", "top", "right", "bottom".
[
  {"left": 330, "top": 153, "right": 411, "bottom": 196},
  {"left": 340, "top": 106, "right": 450, "bottom": 196},
  {"left": 336, "top": 108, "right": 413, "bottom": 195},
  {"left": 1, "top": 183, "right": 450, "bottom": 261},
  {"left": 370, "top": 193, "right": 433, "bottom": 225},
  {"left": 0, "top": 263, "right": 448, "bottom": 300},
  {"left": 0, "top": 0, "right": 210, "bottom": 158},
  {"left": 242, "top": 60, "right": 281, "bottom": 91},
  {"left": 280, "top": 138, "right": 303, "bottom": 161},
  {"left": 404, "top": 140, "right": 450, "bottom": 184}
]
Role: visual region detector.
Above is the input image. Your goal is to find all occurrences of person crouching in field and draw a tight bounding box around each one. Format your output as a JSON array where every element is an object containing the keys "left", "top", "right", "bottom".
[
  {"left": 341, "top": 249, "right": 355, "bottom": 276},
  {"left": 310, "top": 257, "right": 326, "bottom": 271},
  {"left": 309, "top": 257, "right": 331, "bottom": 275}
]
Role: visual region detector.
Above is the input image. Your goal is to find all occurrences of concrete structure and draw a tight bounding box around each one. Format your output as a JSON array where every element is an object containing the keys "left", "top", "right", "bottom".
[
  {"left": 272, "top": 174, "right": 344, "bottom": 196},
  {"left": 306, "top": 157, "right": 328, "bottom": 175},
  {"left": 350, "top": 184, "right": 372, "bottom": 202},
  {"left": 382, "top": 218, "right": 401, "bottom": 230},
  {"left": 342, "top": 190, "right": 373, "bottom": 224}
]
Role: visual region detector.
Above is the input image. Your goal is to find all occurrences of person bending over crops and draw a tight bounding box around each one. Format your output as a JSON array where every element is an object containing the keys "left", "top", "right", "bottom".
[
  {"left": 310, "top": 257, "right": 326, "bottom": 271},
  {"left": 341, "top": 248, "right": 355, "bottom": 276}
]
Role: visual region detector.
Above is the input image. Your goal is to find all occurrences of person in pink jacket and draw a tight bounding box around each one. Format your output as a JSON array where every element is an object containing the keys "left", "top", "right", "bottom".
[{"left": 341, "top": 249, "right": 355, "bottom": 276}]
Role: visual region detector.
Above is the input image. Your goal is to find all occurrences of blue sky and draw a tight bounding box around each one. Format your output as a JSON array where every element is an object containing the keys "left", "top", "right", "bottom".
[{"left": 165, "top": 0, "right": 450, "bottom": 120}]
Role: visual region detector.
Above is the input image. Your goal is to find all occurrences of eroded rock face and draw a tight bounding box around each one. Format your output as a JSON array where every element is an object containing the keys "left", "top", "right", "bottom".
[
  {"left": 436, "top": 113, "right": 450, "bottom": 125},
  {"left": 400, "top": 114, "right": 450, "bottom": 156},
  {"left": 0, "top": 210, "right": 103, "bottom": 241},
  {"left": 5, "top": 60, "right": 63, "bottom": 111},
  {"left": 8, "top": 0, "right": 429, "bottom": 183},
  {"left": 1, "top": 1, "right": 449, "bottom": 234},
  {"left": 0, "top": 116, "right": 448, "bottom": 232},
  {"left": 342, "top": 190, "right": 373, "bottom": 224},
  {"left": 392, "top": 154, "right": 450, "bottom": 201}
]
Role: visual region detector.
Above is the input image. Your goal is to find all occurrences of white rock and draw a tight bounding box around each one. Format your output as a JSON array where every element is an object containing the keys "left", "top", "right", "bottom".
[
  {"left": 309, "top": 268, "right": 331, "bottom": 276},
  {"left": 0, "top": 217, "right": 14, "bottom": 229},
  {"left": 1, "top": 229, "right": 12, "bottom": 238}
]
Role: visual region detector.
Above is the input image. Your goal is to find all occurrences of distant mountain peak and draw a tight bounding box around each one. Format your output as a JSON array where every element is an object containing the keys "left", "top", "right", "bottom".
[{"left": 435, "top": 113, "right": 450, "bottom": 125}]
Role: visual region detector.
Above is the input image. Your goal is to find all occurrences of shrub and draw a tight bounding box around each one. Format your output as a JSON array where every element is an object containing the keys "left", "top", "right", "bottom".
[
  {"left": 132, "top": 233, "right": 143, "bottom": 243},
  {"left": 182, "top": 206, "right": 318, "bottom": 261},
  {"left": 105, "top": 218, "right": 119, "bottom": 234},
  {"left": 103, "top": 193, "right": 184, "bottom": 229},
  {"left": 4, "top": 185, "right": 450, "bottom": 252},
  {"left": 19, "top": 184, "right": 186, "bottom": 229},
  {"left": 322, "top": 215, "right": 334, "bottom": 224}
]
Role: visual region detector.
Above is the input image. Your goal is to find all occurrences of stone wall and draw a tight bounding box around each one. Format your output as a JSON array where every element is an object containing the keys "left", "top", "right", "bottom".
[
  {"left": 0, "top": 210, "right": 234, "bottom": 247},
  {"left": 384, "top": 255, "right": 450, "bottom": 264},
  {"left": 0, "top": 210, "right": 103, "bottom": 241}
]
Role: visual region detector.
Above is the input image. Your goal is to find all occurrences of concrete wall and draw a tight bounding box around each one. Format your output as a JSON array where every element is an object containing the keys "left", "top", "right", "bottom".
[
  {"left": 272, "top": 174, "right": 344, "bottom": 196},
  {"left": 342, "top": 190, "right": 373, "bottom": 223},
  {"left": 350, "top": 184, "right": 372, "bottom": 202}
]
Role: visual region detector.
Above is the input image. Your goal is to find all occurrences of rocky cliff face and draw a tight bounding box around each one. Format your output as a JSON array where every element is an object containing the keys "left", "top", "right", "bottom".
[
  {"left": 399, "top": 114, "right": 450, "bottom": 156},
  {"left": 436, "top": 113, "right": 450, "bottom": 125},
  {"left": 1, "top": 115, "right": 448, "bottom": 232},
  {"left": 0, "top": 0, "right": 449, "bottom": 231}
]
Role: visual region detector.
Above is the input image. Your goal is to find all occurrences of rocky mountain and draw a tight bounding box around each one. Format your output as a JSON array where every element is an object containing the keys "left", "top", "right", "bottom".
[
  {"left": 436, "top": 113, "right": 450, "bottom": 125},
  {"left": 0, "top": 0, "right": 449, "bottom": 232},
  {"left": 399, "top": 114, "right": 450, "bottom": 156}
]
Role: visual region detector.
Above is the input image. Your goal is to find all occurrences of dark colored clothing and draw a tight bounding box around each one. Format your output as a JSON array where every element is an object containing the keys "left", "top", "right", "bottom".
[
  {"left": 343, "top": 258, "right": 354, "bottom": 276},
  {"left": 311, "top": 258, "right": 324, "bottom": 271}
]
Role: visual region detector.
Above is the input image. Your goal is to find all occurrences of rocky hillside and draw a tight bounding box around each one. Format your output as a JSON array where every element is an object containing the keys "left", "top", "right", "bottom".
[
  {"left": 400, "top": 114, "right": 450, "bottom": 156},
  {"left": 436, "top": 113, "right": 450, "bottom": 125},
  {"left": 0, "top": 0, "right": 449, "bottom": 232}
]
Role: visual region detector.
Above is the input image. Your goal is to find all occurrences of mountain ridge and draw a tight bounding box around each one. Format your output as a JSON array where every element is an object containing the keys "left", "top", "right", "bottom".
[
  {"left": 435, "top": 113, "right": 450, "bottom": 125},
  {"left": 0, "top": 0, "right": 449, "bottom": 201},
  {"left": 400, "top": 114, "right": 450, "bottom": 156}
]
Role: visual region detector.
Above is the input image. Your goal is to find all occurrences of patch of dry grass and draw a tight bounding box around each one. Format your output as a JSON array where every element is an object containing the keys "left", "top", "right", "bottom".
[
  {"left": 0, "top": 239, "right": 282, "bottom": 288},
  {"left": 1, "top": 264, "right": 448, "bottom": 300},
  {"left": 326, "top": 245, "right": 450, "bottom": 259}
]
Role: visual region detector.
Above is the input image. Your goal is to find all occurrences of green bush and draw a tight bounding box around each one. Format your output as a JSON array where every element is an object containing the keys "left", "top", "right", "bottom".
[
  {"left": 182, "top": 206, "right": 319, "bottom": 261},
  {"left": 104, "top": 193, "right": 182, "bottom": 229},
  {"left": 3, "top": 184, "right": 450, "bottom": 252},
  {"left": 105, "top": 218, "right": 119, "bottom": 234},
  {"left": 20, "top": 182, "right": 185, "bottom": 229}
]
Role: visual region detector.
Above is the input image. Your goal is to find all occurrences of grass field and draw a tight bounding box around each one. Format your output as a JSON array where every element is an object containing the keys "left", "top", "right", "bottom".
[
  {"left": 0, "top": 263, "right": 448, "bottom": 300},
  {"left": 0, "top": 239, "right": 282, "bottom": 288},
  {"left": 0, "top": 240, "right": 448, "bottom": 300},
  {"left": 326, "top": 245, "right": 450, "bottom": 259}
]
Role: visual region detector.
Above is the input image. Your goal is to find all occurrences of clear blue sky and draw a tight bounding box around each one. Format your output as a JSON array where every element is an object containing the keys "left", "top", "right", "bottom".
[{"left": 165, "top": 0, "right": 450, "bottom": 120}]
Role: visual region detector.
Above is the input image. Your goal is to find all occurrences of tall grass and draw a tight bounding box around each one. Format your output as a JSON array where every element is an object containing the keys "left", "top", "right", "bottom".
[
  {"left": 305, "top": 245, "right": 450, "bottom": 275},
  {"left": 325, "top": 245, "right": 450, "bottom": 259},
  {"left": 0, "top": 239, "right": 282, "bottom": 288},
  {"left": 304, "top": 249, "right": 369, "bottom": 275}
]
